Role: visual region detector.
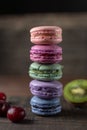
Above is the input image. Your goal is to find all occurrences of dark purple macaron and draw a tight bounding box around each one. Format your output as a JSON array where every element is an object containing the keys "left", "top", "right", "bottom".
[{"left": 29, "top": 80, "right": 63, "bottom": 99}]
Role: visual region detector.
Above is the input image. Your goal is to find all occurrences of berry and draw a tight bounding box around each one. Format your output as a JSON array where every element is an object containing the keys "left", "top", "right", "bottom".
[
  {"left": 0, "top": 92, "right": 6, "bottom": 101},
  {"left": 0, "top": 100, "right": 11, "bottom": 117},
  {"left": 7, "top": 106, "right": 26, "bottom": 122}
]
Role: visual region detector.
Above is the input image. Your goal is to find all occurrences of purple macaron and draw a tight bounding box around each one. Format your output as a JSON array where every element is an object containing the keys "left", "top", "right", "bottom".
[{"left": 29, "top": 80, "right": 63, "bottom": 99}]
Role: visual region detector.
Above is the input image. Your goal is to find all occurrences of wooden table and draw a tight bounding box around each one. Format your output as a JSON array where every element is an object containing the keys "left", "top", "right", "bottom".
[{"left": 0, "top": 75, "right": 87, "bottom": 130}]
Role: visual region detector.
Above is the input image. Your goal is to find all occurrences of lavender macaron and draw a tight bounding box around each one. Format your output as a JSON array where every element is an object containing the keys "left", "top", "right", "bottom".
[{"left": 29, "top": 80, "right": 63, "bottom": 99}]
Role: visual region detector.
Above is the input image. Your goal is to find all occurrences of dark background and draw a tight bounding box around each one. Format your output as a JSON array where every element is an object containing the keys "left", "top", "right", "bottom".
[
  {"left": 0, "top": 0, "right": 87, "bottom": 14},
  {"left": 0, "top": 0, "right": 87, "bottom": 77}
]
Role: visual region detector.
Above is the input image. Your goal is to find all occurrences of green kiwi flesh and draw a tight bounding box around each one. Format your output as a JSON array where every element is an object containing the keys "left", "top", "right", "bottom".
[{"left": 63, "top": 79, "right": 87, "bottom": 103}]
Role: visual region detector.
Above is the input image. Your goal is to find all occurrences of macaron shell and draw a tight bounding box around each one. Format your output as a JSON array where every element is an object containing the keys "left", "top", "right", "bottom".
[
  {"left": 30, "top": 26, "right": 62, "bottom": 44},
  {"left": 30, "top": 45, "right": 62, "bottom": 63},
  {"left": 30, "top": 44, "right": 62, "bottom": 51},
  {"left": 30, "top": 26, "right": 62, "bottom": 32},
  {"left": 29, "top": 80, "right": 63, "bottom": 99},
  {"left": 30, "top": 96, "right": 60, "bottom": 106}
]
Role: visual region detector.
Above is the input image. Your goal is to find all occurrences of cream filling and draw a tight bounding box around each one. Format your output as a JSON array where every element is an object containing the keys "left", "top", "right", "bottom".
[{"left": 31, "top": 30, "right": 62, "bottom": 39}]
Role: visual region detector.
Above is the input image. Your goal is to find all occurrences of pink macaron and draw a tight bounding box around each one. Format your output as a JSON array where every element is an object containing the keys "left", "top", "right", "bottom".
[
  {"left": 30, "top": 44, "right": 62, "bottom": 64},
  {"left": 30, "top": 26, "right": 62, "bottom": 44}
]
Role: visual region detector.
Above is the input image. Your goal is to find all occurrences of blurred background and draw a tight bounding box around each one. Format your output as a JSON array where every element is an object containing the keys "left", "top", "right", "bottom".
[{"left": 0, "top": 0, "right": 87, "bottom": 78}]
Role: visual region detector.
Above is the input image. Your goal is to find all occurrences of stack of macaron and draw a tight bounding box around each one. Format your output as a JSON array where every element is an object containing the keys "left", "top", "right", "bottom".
[{"left": 29, "top": 26, "right": 63, "bottom": 116}]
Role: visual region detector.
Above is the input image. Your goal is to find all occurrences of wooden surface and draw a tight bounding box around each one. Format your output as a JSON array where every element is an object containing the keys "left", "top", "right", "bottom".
[
  {"left": 0, "top": 13, "right": 87, "bottom": 129},
  {"left": 0, "top": 75, "right": 87, "bottom": 130}
]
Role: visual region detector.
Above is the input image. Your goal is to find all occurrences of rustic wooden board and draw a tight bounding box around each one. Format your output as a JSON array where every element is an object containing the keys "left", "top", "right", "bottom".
[{"left": 0, "top": 95, "right": 86, "bottom": 130}]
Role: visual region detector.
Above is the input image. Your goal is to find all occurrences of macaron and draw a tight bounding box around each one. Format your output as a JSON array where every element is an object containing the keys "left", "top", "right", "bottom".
[
  {"left": 30, "top": 96, "right": 62, "bottom": 116},
  {"left": 29, "top": 62, "right": 63, "bottom": 81},
  {"left": 30, "top": 26, "right": 62, "bottom": 44},
  {"left": 29, "top": 80, "right": 63, "bottom": 99},
  {"left": 30, "top": 45, "right": 62, "bottom": 64},
  {"left": 63, "top": 79, "right": 87, "bottom": 108}
]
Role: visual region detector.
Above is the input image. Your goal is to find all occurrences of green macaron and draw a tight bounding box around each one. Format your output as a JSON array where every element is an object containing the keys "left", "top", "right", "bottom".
[{"left": 29, "top": 62, "right": 63, "bottom": 81}]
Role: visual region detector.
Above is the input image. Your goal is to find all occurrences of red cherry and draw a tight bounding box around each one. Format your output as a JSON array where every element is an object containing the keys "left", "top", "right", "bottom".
[
  {"left": 0, "top": 100, "right": 11, "bottom": 117},
  {"left": 7, "top": 106, "right": 26, "bottom": 122},
  {"left": 0, "top": 92, "right": 6, "bottom": 101}
]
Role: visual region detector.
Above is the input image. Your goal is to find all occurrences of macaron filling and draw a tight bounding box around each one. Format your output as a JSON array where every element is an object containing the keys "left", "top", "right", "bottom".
[
  {"left": 31, "top": 104, "right": 61, "bottom": 110},
  {"left": 29, "top": 62, "right": 63, "bottom": 80},
  {"left": 31, "top": 105, "right": 62, "bottom": 115},
  {"left": 35, "top": 69, "right": 61, "bottom": 75},
  {"left": 30, "top": 52, "right": 62, "bottom": 60},
  {"left": 29, "top": 69, "right": 62, "bottom": 79},
  {"left": 31, "top": 30, "right": 61, "bottom": 39},
  {"left": 30, "top": 86, "right": 62, "bottom": 97}
]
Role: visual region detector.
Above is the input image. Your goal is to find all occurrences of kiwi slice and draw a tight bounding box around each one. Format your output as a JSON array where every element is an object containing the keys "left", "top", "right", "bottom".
[{"left": 63, "top": 79, "right": 87, "bottom": 103}]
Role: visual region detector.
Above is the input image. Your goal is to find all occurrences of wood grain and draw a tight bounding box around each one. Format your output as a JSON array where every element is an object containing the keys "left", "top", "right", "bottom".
[{"left": 0, "top": 76, "right": 87, "bottom": 130}]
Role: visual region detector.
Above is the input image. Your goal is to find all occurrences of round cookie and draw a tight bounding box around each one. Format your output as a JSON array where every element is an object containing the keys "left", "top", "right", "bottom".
[
  {"left": 29, "top": 80, "right": 63, "bottom": 99},
  {"left": 30, "top": 26, "right": 62, "bottom": 44},
  {"left": 30, "top": 45, "right": 62, "bottom": 64},
  {"left": 29, "top": 62, "right": 63, "bottom": 81},
  {"left": 30, "top": 96, "right": 62, "bottom": 116}
]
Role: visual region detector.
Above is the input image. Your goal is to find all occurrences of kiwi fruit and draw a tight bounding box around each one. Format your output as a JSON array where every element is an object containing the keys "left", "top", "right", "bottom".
[{"left": 63, "top": 79, "right": 87, "bottom": 104}]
